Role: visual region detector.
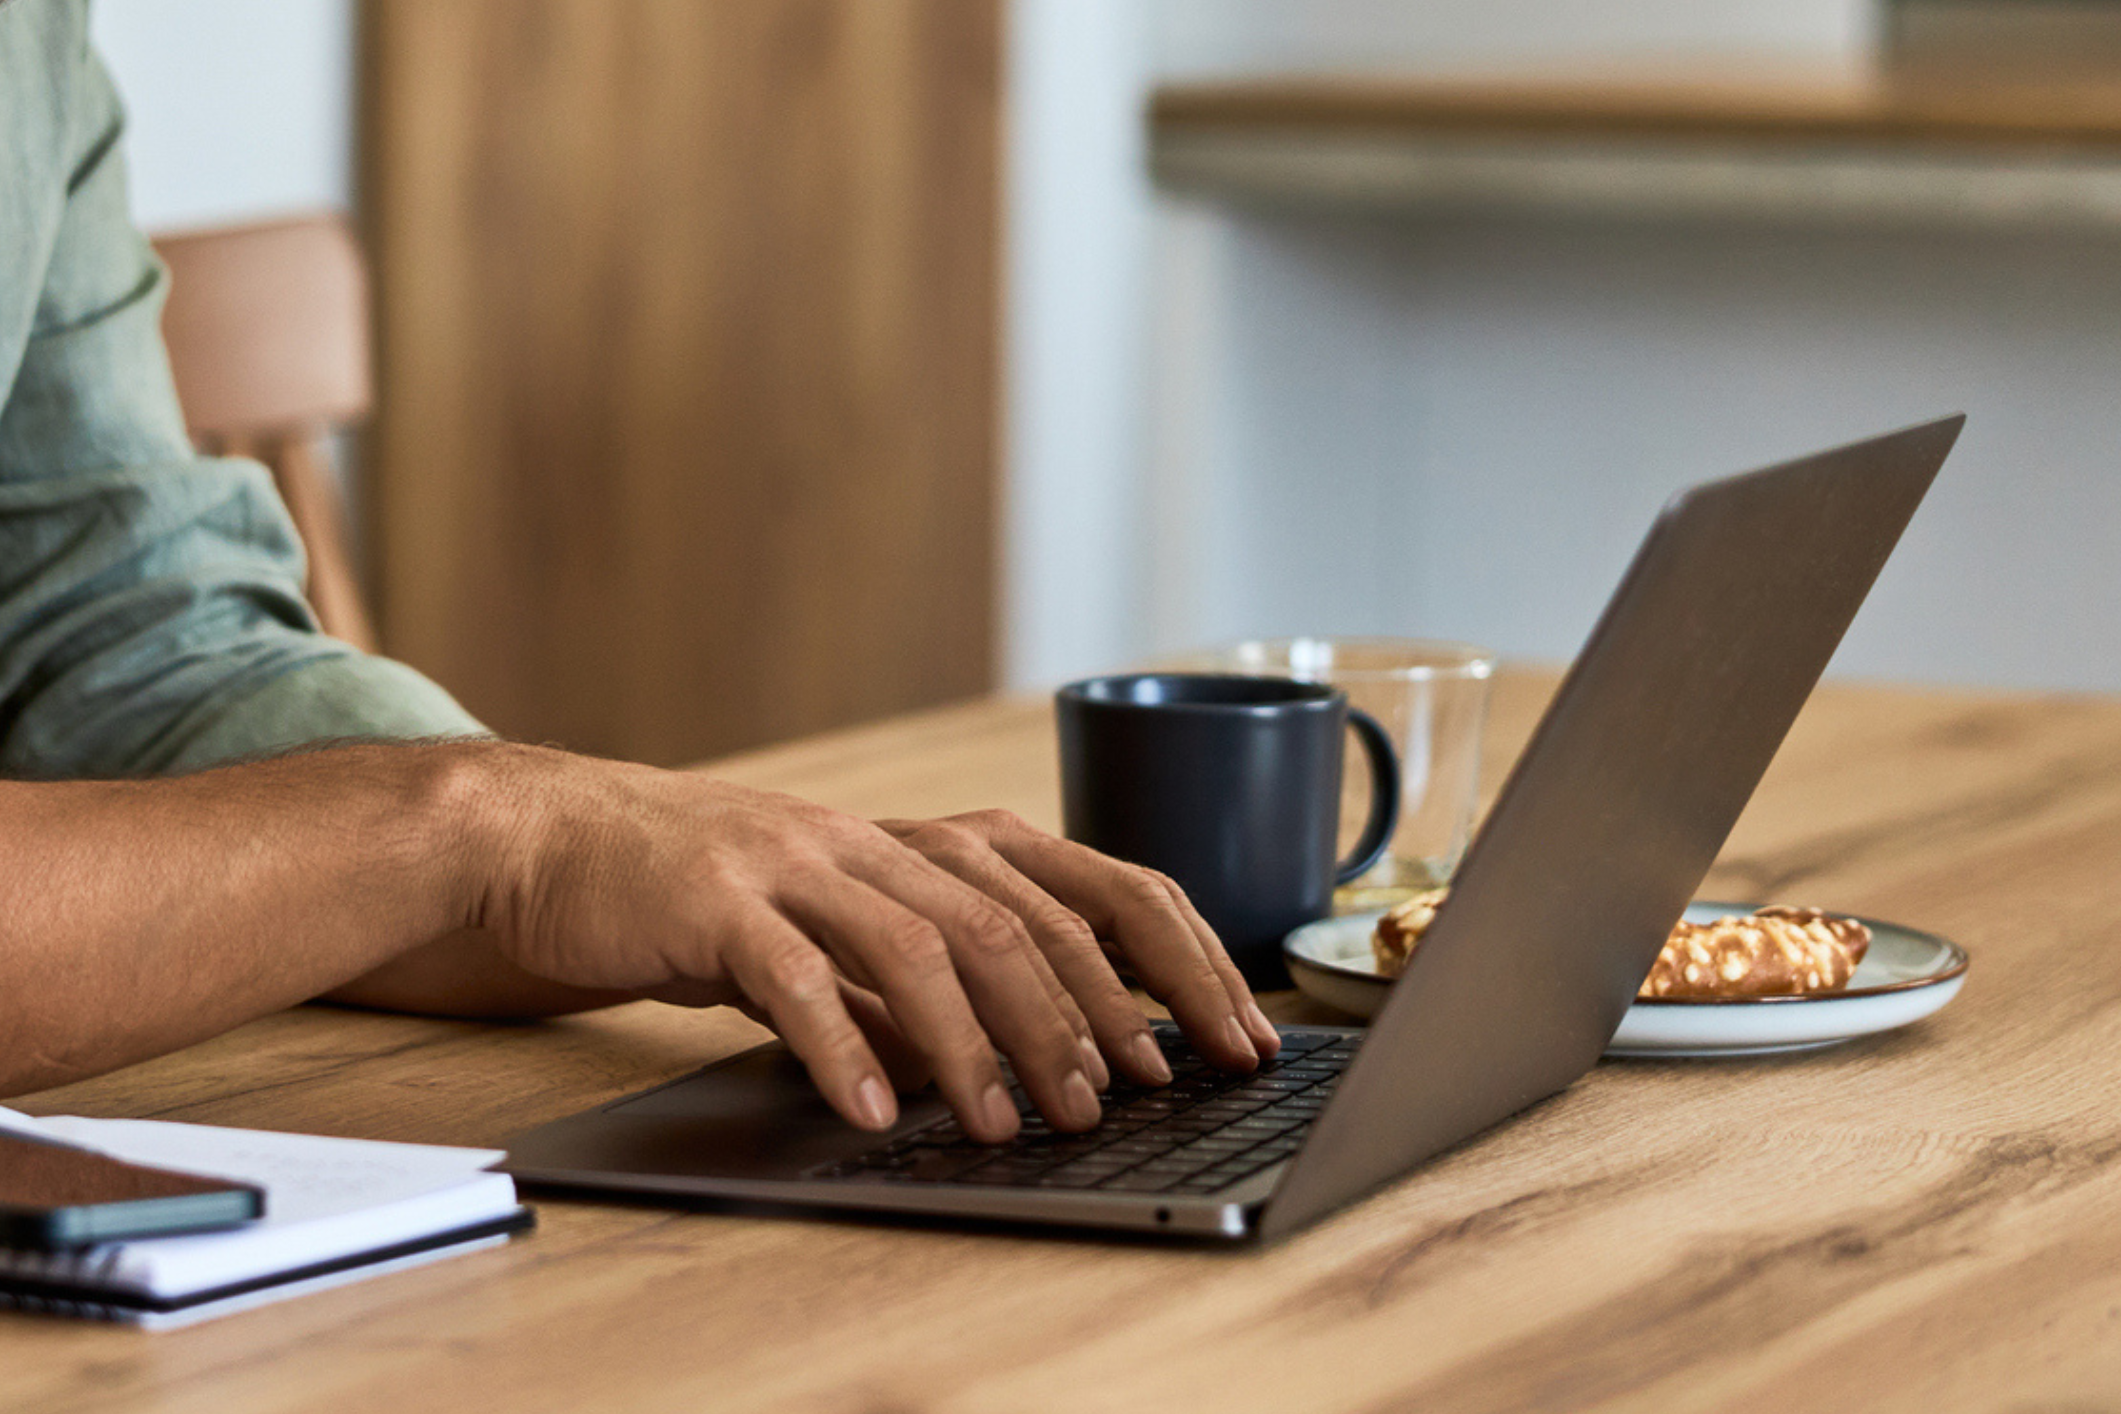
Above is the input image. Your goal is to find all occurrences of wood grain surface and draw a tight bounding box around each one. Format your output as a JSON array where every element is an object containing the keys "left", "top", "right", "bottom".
[
  {"left": 10, "top": 671, "right": 2121, "bottom": 1412},
  {"left": 360, "top": 0, "right": 1000, "bottom": 766}
]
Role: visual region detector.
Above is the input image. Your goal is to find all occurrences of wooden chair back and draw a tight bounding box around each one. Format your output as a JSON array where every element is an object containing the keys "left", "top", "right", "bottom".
[{"left": 153, "top": 214, "right": 379, "bottom": 651}]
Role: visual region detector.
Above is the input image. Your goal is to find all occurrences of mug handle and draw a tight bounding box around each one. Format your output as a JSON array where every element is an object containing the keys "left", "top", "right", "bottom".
[{"left": 1335, "top": 707, "right": 1402, "bottom": 885}]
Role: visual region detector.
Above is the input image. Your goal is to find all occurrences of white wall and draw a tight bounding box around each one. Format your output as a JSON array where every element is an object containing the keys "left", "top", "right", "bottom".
[
  {"left": 1008, "top": 0, "right": 2121, "bottom": 694},
  {"left": 89, "top": 0, "right": 354, "bottom": 231},
  {"left": 1005, "top": 0, "right": 1159, "bottom": 691},
  {"left": 1154, "top": 212, "right": 2121, "bottom": 691}
]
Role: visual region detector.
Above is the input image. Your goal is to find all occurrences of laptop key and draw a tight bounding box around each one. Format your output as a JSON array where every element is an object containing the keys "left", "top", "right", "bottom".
[
  {"left": 1131, "top": 1166, "right": 1200, "bottom": 1183},
  {"left": 1116, "top": 1096, "right": 1184, "bottom": 1113},
  {"left": 1194, "top": 1099, "right": 1272, "bottom": 1116},
  {"left": 1196, "top": 1165, "right": 1256, "bottom": 1185},
  {"left": 1213, "top": 1156, "right": 1278, "bottom": 1178}
]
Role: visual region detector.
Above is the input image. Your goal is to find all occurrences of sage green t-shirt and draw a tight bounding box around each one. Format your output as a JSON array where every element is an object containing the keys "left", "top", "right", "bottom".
[{"left": 0, "top": 0, "right": 485, "bottom": 776}]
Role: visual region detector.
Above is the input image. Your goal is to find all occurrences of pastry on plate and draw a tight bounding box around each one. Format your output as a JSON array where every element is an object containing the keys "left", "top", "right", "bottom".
[
  {"left": 1372, "top": 894, "right": 1871, "bottom": 999},
  {"left": 1639, "top": 906, "right": 1871, "bottom": 998},
  {"left": 1370, "top": 887, "right": 1448, "bottom": 978}
]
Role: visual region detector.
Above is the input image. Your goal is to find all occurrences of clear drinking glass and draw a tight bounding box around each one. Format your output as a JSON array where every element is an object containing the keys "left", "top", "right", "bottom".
[{"left": 1197, "top": 638, "right": 1494, "bottom": 911}]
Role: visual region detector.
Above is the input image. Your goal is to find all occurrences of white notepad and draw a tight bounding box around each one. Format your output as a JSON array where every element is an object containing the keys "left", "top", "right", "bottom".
[{"left": 0, "top": 1107, "right": 529, "bottom": 1329}]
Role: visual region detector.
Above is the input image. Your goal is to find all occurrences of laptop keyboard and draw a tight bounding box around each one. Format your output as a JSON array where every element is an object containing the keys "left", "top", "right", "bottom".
[{"left": 811, "top": 1023, "right": 1358, "bottom": 1196}]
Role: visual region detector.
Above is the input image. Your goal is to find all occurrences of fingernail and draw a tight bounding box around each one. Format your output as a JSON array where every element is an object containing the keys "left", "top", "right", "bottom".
[
  {"left": 1130, "top": 1031, "right": 1173, "bottom": 1084},
  {"left": 1078, "top": 1033, "right": 1111, "bottom": 1090},
  {"left": 1222, "top": 1016, "right": 1258, "bottom": 1063},
  {"left": 981, "top": 1082, "right": 1020, "bottom": 1140},
  {"left": 856, "top": 1075, "right": 896, "bottom": 1130},
  {"left": 1061, "top": 1069, "right": 1101, "bottom": 1129},
  {"left": 1246, "top": 999, "right": 1280, "bottom": 1052}
]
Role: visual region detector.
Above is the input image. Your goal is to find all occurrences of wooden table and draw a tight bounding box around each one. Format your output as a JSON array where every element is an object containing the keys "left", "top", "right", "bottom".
[
  {"left": 1152, "top": 66, "right": 2121, "bottom": 229},
  {"left": 10, "top": 671, "right": 2121, "bottom": 1411}
]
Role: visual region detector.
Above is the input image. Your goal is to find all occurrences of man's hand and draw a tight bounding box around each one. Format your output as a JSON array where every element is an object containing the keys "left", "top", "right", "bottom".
[
  {"left": 466, "top": 747, "right": 1281, "bottom": 1143},
  {"left": 0, "top": 740, "right": 1278, "bottom": 1135}
]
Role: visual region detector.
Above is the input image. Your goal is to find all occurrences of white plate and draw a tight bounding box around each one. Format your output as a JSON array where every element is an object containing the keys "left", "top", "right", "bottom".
[{"left": 1283, "top": 900, "right": 1970, "bottom": 1057}]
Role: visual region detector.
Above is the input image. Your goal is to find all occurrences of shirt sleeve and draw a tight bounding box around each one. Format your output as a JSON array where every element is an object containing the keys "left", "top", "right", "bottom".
[{"left": 0, "top": 40, "right": 486, "bottom": 778}]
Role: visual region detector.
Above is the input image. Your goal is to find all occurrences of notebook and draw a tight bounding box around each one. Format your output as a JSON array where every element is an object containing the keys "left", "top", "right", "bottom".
[{"left": 0, "top": 1106, "right": 531, "bottom": 1329}]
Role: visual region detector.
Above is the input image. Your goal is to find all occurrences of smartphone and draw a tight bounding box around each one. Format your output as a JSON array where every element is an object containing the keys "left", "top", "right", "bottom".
[{"left": 0, "top": 1132, "right": 264, "bottom": 1249}]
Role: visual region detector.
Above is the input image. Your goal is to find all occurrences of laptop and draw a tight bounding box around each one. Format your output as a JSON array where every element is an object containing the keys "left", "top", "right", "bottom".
[{"left": 505, "top": 415, "right": 1964, "bottom": 1242}]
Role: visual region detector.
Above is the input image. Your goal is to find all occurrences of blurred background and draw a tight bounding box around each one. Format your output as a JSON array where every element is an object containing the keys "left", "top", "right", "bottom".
[{"left": 95, "top": 0, "right": 2121, "bottom": 767}]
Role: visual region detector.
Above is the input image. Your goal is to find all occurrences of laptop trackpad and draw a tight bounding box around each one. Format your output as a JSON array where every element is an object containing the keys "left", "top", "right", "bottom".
[{"left": 575, "top": 1044, "right": 951, "bottom": 1181}]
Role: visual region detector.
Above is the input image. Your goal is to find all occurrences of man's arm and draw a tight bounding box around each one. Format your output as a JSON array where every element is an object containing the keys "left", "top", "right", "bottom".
[
  {"left": 0, "top": 745, "right": 486, "bottom": 1095},
  {"left": 0, "top": 740, "right": 1281, "bottom": 1145}
]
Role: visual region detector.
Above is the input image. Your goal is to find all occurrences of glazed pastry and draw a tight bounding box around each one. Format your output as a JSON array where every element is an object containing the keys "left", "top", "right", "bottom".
[
  {"left": 1371, "top": 894, "right": 1870, "bottom": 999},
  {"left": 1637, "top": 905, "right": 1870, "bottom": 999}
]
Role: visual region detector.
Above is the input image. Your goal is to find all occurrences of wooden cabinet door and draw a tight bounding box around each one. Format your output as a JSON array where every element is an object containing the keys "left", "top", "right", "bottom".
[{"left": 361, "top": 0, "right": 999, "bottom": 765}]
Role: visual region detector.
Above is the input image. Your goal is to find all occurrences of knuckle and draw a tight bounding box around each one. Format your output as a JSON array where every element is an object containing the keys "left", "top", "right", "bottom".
[
  {"left": 818, "top": 812, "right": 881, "bottom": 849},
  {"left": 756, "top": 943, "right": 834, "bottom": 1001},
  {"left": 964, "top": 808, "right": 1027, "bottom": 836},
  {"left": 732, "top": 834, "right": 829, "bottom": 885},
  {"left": 880, "top": 915, "right": 951, "bottom": 969},
  {"left": 909, "top": 1012, "right": 991, "bottom": 1065},
  {"left": 953, "top": 899, "right": 1032, "bottom": 962},
  {"left": 1121, "top": 868, "right": 1179, "bottom": 912},
  {"left": 933, "top": 1044, "right": 1001, "bottom": 1089},
  {"left": 806, "top": 1019, "right": 868, "bottom": 1064},
  {"left": 911, "top": 820, "right": 979, "bottom": 858},
  {"left": 1142, "top": 868, "right": 1186, "bottom": 897},
  {"left": 770, "top": 797, "right": 859, "bottom": 838},
  {"left": 1031, "top": 904, "right": 1100, "bottom": 952}
]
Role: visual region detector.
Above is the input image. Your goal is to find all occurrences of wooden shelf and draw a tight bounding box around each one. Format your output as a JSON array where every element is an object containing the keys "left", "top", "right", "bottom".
[{"left": 1149, "top": 66, "right": 2121, "bottom": 228}]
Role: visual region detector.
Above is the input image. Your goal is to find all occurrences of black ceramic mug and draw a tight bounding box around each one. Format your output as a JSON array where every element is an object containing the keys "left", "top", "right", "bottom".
[{"left": 1055, "top": 673, "right": 1400, "bottom": 988}]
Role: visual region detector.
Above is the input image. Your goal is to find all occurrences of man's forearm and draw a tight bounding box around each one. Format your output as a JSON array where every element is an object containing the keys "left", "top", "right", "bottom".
[
  {"left": 0, "top": 742, "right": 503, "bottom": 1096},
  {"left": 0, "top": 733, "right": 1278, "bottom": 1140}
]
